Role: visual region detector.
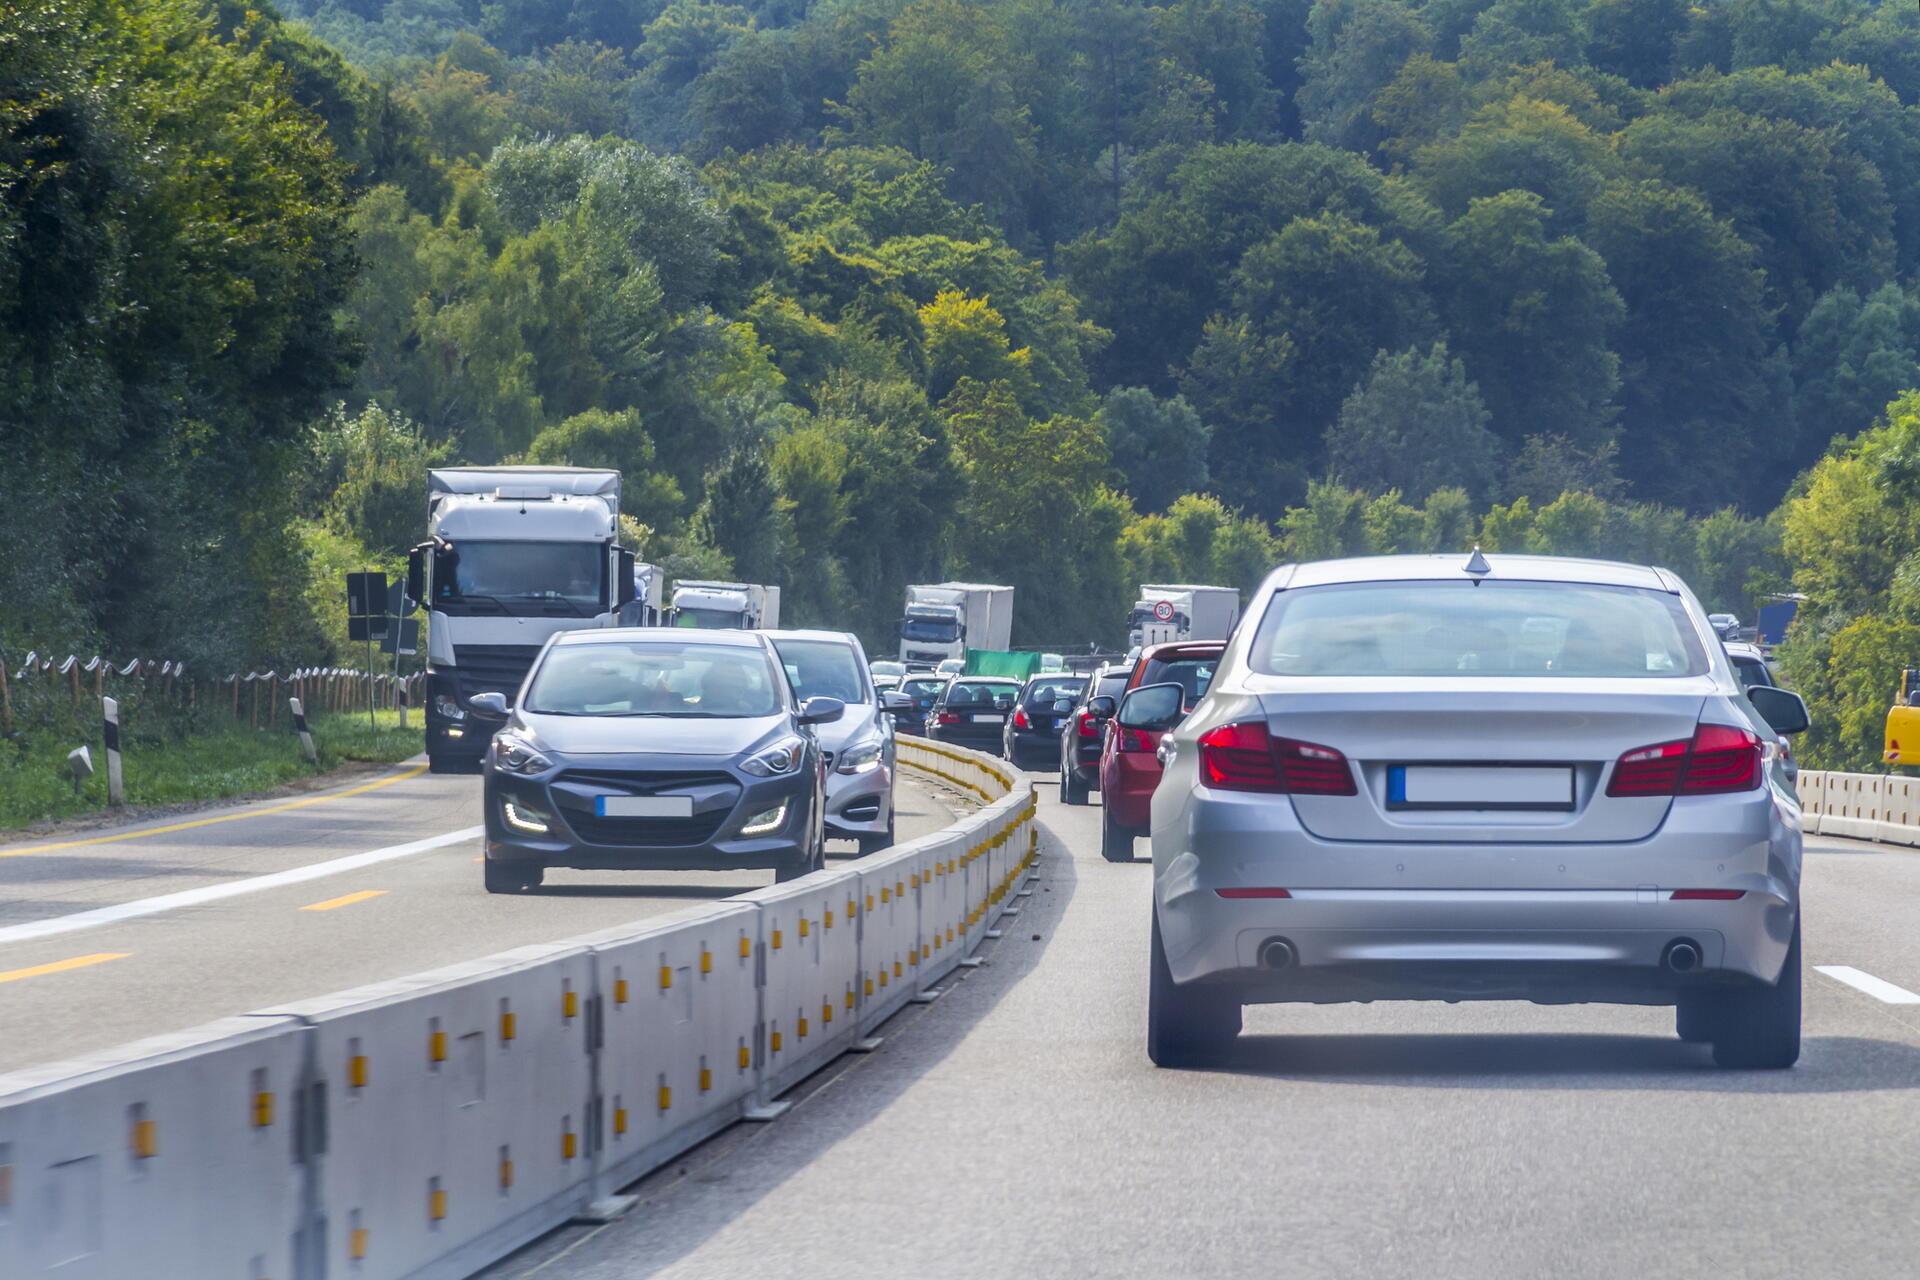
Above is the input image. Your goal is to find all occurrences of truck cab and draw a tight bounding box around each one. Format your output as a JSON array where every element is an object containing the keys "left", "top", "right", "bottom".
[
  {"left": 669, "top": 581, "right": 781, "bottom": 629},
  {"left": 412, "top": 467, "right": 636, "bottom": 772}
]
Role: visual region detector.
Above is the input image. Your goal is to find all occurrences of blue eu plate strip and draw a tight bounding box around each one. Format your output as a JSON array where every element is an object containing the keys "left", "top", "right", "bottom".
[
  {"left": 594, "top": 796, "right": 608, "bottom": 817},
  {"left": 1386, "top": 767, "right": 1407, "bottom": 805}
]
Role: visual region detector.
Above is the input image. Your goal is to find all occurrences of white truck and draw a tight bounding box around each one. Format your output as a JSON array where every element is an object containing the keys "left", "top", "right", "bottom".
[
  {"left": 1127, "top": 584, "right": 1241, "bottom": 650},
  {"left": 669, "top": 580, "right": 781, "bottom": 629},
  {"left": 898, "top": 583, "right": 1014, "bottom": 667},
  {"left": 410, "top": 467, "right": 638, "bottom": 771}
]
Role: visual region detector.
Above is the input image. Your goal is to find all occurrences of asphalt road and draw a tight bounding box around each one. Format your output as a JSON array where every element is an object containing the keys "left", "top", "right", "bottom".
[
  {"left": 482, "top": 771, "right": 1920, "bottom": 1280},
  {"left": 0, "top": 763, "right": 959, "bottom": 1073}
]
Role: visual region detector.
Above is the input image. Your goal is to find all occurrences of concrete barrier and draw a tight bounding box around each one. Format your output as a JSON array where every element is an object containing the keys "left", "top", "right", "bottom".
[{"left": 0, "top": 738, "right": 1035, "bottom": 1280}]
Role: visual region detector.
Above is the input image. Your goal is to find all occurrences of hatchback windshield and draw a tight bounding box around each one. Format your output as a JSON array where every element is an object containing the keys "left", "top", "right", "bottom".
[
  {"left": 525, "top": 642, "right": 781, "bottom": 716},
  {"left": 1250, "top": 580, "right": 1708, "bottom": 678},
  {"left": 772, "top": 637, "right": 869, "bottom": 704}
]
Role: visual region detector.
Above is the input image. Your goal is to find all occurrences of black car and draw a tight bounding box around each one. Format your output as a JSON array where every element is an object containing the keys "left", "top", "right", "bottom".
[
  {"left": 1001, "top": 673, "right": 1087, "bottom": 767},
  {"left": 925, "top": 677, "right": 1021, "bottom": 752},
  {"left": 478, "top": 630, "right": 844, "bottom": 892},
  {"left": 1059, "top": 664, "right": 1131, "bottom": 804},
  {"left": 888, "top": 675, "right": 948, "bottom": 736}
]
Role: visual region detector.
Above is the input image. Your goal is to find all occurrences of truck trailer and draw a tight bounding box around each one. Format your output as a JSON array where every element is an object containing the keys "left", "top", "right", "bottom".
[
  {"left": 1127, "top": 584, "right": 1240, "bottom": 651},
  {"left": 898, "top": 583, "right": 1014, "bottom": 667},
  {"left": 410, "top": 467, "right": 638, "bottom": 772},
  {"left": 669, "top": 580, "right": 781, "bottom": 629}
]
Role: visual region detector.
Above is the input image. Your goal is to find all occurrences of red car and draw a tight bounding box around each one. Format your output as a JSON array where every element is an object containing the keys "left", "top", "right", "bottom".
[{"left": 1095, "top": 641, "right": 1223, "bottom": 861}]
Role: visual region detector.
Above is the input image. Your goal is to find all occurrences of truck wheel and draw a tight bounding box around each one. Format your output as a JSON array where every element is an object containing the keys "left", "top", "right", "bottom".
[
  {"left": 484, "top": 860, "right": 542, "bottom": 893},
  {"left": 1101, "top": 804, "right": 1134, "bottom": 862},
  {"left": 1147, "top": 912, "right": 1240, "bottom": 1067},
  {"left": 428, "top": 753, "right": 451, "bottom": 775},
  {"left": 1710, "top": 920, "right": 1802, "bottom": 1069}
]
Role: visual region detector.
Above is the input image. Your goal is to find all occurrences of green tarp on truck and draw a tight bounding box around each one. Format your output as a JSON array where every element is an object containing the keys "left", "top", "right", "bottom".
[{"left": 963, "top": 649, "right": 1042, "bottom": 680}]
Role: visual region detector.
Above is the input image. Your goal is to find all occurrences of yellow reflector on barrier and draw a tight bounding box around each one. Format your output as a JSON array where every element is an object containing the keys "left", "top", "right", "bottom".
[
  {"left": 739, "top": 936, "right": 752, "bottom": 959},
  {"left": 500, "top": 1158, "right": 513, "bottom": 1190},
  {"left": 823, "top": 1002, "right": 832, "bottom": 1024},
  {"left": 131, "top": 1118, "right": 157, "bottom": 1159},
  {"left": 659, "top": 966, "right": 672, "bottom": 990},
  {"left": 614, "top": 979, "right": 628, "bottom": 1005},
  {"left": 846, "top": 989, "right": 855, "bottom": 1009},
  {"left": 658, "top": 1086, "right": 671, "bottom": 1111},
  {"left": 866, "top": 894, "right": 874, "bottom": 912},
  {"left": 881, "top": 887, "right": 890, "bottom": 903},
  {"left": 429, "top": 1188, "right": 447, "bottom": 1221},
  {"left": 614, "top": 1107, "right": 628, "bottom": 1135},
  {"left": 430, "top": 1031, "right": 447, "bottom": 1063},
  {"left": 865, "top": 977, "right": 874, "bottom": 996},
  {"left": 562, "top": 1131, "right": 577, "bottom": 1160},
  {"left": 562, "top": 990, "right": 578, "bottom": 1019},
  {"left": 501, "top": 1012, "right": 516, "bottom": 1042},
  {"left": 771, "top": 1030, "right": 783, "bottom": 1052},
  {"left": 701, "top": 951, "right": 713, "bottom": 975},
  {"left": 799, "top": 1016, "right": 809, "bottom": 1037},
  {"left": 825, "top": 909, "right": 833, "bottom": 929},
  {"left": 894, "top": 961, "right": 902, "bottom": 978},
  {"left": 349, "top": 1055, "right": 368, "bottom": 1088},
  {"left": 801, "top": 916, "right": 810, "bottom": 938},
  {"left": 253, "top": 1091, "right": 274, "bottom": 1128},
  {"left": 773, "top": 929, "right": 783, "bottom": 949},
  {"left": 349, "top": 1228, "right": 368, "bottom": 1261},
  {"left": 700, "top": 1067, "right": 712, "bottom": 1092},
  {"left": 739, "top": 1045, "right": 751, "bottom": 1069}
]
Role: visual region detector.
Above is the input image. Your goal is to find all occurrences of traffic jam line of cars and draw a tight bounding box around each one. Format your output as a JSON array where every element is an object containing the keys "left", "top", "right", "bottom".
[{"left": 915, "top": 553, "right": 1818, "bottom": 1074}]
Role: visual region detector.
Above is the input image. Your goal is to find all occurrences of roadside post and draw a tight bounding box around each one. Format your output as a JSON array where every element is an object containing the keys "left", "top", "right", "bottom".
[
  {"left": 102, "top": 695, "right": 124, "bottom": 805},
  {"left": 290, "top": 696, "right": 318, "bottom": 765},
  {"left": 382, "top": 580, "right": 421, "bottom": 728},
  {"left": 346, "top": 571, "right": 388, "bottom": 731}
]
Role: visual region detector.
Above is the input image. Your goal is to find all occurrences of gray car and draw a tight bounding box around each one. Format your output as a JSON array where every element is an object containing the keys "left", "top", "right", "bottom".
[
  {"left": 767, "top": 630, "right": 898, "bottom": 854},
  {"left": 478, "top": 629, "right": 843, "bottom": 892},
  {"left": 1147, "top": 553, "right": 1811, "bottom": 1070}
]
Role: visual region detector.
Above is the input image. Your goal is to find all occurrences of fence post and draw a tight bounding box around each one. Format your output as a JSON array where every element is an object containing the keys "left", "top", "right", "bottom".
[
  {"left": 290, "top": 696, "right": 318, "bottom": 765},
  {"left": 0, "top": 656, "right": 11, "bottom": 735},
  {"left": 397, "top": 673, "right": 409, "bottom": 729},
  {"left": 268, "top": 675, "right": 278, "bottom": 728},
  {"left": 102, "top": 695, "right": 124, "bottom": 806}
]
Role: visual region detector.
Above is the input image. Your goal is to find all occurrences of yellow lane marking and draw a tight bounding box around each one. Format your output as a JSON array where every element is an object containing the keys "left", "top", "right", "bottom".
[
  {"left": 0, "top": 953, "right": 130, "bottom": 984},
  {"left": 300, "top": 889, "right": 388, "bottom": 912},
  {"left": 0, "top": 765, "right": 430, "bottom": 858}
]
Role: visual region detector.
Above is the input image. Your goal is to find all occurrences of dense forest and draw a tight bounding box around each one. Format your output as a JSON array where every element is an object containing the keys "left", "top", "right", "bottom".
[{"left": 10, "top": 0, "right": 1920, "bottom": 765}]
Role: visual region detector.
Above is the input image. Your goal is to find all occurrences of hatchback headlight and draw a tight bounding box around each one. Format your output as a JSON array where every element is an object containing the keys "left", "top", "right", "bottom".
[
  {"left": 741, "top": 735, "right": 808, "bottom": 777},
  {"left": 493, "top": 733, "right": 553, "bottom": 776},
  {"left": 837, "top": 738, "right": 885, "bottom": 774}
]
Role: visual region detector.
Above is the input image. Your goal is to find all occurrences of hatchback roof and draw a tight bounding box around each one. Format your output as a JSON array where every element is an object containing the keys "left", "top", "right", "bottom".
[
  {"left": 559, "top": 627, "right": 766, "bottom": 647},
  {"left": 1275, "top": 553, "right": 1674, "bottom": 593},
  {"left": 762, "top": 629, "right": 860, "bottom": 644}
]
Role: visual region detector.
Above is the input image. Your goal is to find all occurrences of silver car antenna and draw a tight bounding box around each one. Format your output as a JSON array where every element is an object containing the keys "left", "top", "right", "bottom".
[{"left": 1464, "top": 546, "right": 1491, "bottom": 578}]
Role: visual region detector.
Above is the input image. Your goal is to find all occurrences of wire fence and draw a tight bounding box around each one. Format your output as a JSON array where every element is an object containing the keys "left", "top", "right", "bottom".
[{"left": 2, "top": 650, "right": 424, "bottom": 739}]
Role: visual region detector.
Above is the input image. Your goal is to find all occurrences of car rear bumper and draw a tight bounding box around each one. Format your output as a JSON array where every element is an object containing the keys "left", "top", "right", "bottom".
[{"left": 1154, "top": 783, "right": 1801, "bottom": 1000}]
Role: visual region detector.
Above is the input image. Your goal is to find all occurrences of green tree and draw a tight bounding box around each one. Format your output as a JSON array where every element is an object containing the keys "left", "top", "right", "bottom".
[
  {"left": 313, "top": 404, "right": 454, "bottom": 558},
  {"left": 1100, "top": 388, "right": 1212, "bottom": 513},
  {"left": 1297, "top": 0, "right": 1433, "bottom": 153},
  {"left": 692, "top": 448, "right": 787, "bottom": 586},
  {"left": 1792, "top": 283, "right": 1920, "bottom": 458},
  {"left": 1324, "top": 343, "right": 1500, "bottom": 501}
]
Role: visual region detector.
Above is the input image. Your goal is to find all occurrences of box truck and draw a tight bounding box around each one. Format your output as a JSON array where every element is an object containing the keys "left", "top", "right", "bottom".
[
  {"left": 899, "top": 583, "right": 1014, "bottom": 667},
  {"left": 1127, "top": 584, "right": 1240, "bottom": 650},
  {"left": 669, "top": 580, "right": 781, "bottom": 629}
]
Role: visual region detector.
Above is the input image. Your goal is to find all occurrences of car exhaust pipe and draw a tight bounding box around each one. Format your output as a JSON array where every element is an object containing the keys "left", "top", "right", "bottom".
[
  {"left": 1258, "top": 938, "right": 1296, "bottom": 971},
  {"left": 1664, "top": 940, "right": 1702, "bottom": 974}
]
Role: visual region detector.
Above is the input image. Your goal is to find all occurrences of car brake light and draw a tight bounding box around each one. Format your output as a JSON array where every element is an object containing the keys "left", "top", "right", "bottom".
[
  {"left": 1013, "top": 708, "right": 1030, "bottom": 729},
  {"left": 1197, "top": 722, "right": 1356, "bottom": 795},
  {"left": 1670, "top": 889, "right": 1745, "bottom": 900},
  {"left": 1077, "top": 712, "right": 1098, "bottom": 738},
  {"left": 937, "top": 712, "right": 961, "bottom": 726},
  {"left": 1215, "top": 887, "right": 1291, "bottom": 898},
  {"left": 1607, "top": 723, "right": 1762, "bottom": 797}
]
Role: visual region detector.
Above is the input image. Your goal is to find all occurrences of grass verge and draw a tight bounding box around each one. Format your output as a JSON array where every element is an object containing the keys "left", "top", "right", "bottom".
[{"left": 0, "top": 709, "right": 424, "bottom": 830}]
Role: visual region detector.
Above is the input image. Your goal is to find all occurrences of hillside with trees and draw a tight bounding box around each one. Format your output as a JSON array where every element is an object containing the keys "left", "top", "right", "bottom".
[{"left": 11, "top": 0, "right": 1920, "bottom": 765}]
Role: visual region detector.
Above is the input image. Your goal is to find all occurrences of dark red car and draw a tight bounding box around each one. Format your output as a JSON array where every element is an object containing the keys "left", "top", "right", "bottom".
[{"left": 1095, "top": 641, "right": 1223, "bottom": 861}]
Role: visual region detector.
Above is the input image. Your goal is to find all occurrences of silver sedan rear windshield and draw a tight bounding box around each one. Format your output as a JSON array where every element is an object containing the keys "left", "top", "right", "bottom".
[{"left": 1249, "top": 580, "right": 1709, "bottom": 678}]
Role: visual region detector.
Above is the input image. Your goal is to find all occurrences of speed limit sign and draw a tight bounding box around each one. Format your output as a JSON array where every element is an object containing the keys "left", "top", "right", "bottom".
[{"left": 1152, "top": 600, "right": 1175, "bottom": 623}]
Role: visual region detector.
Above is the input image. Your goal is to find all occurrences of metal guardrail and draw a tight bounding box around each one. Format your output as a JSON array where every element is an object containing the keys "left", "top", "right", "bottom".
[{"left": 0, "top": 740, "right": 1039, "bottom": 1280}]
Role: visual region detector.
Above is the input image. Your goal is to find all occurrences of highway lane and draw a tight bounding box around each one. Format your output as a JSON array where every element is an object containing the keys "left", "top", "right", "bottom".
[
  {"left": 487, "top": 781, "right": 1920, "bottom": 1280},
  {"left": 0, "top": 763, "right": 961, "bottom": 1073}
]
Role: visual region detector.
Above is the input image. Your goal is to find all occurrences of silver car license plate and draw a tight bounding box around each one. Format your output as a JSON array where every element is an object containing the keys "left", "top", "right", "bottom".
[
  {"left": 596, "top": 794, "right": 694, "bottom": 818},
  {"left": 1388, "top": 765, "right": 1574, "bottom": 810},
  {"left": 974, "top": 713, "right": 1005, "bottom": 725}
]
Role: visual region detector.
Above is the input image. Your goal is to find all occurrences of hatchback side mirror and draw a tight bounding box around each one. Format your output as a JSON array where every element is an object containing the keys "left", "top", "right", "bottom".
[
  {"left": 1085, "top": 695, "right": 1117, "bottom": 720},
  {"left": 1118, "top": 682, "right": 1185, "bottom": 731},
  {"left": 469, "top": 691, "right": 511, "bottom": 717},
  {"left": 882, "top": 691, "right": 912, "bottom": 711},
  {"left": 1748, "top": 685, "right": 1810, "bottom": 735},
  {"left": 800, "top": 696, "right": 846, "bottom": 726}
]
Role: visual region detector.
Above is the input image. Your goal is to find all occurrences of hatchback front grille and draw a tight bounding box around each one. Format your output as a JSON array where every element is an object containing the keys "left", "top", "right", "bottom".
[
  {"left": 550, "top": 769, "right": 739, "bottom": 847},
  {"left": 564, "top": 810, "right": 731, "bottom": 847}
]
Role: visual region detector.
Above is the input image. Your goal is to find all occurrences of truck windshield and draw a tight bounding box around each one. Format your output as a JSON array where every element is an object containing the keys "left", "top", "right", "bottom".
[
  {"left": 772, "top": 637, "right": 869, "bottom": 703},
  {"left": 675, "top": 607, "right": 744, "bottom": 629},
  {"left": 903, "top": 616, "right": 960, "bottom": 642},
  {"left": 524, "top": 642, "right": 781, "bottom": 717},
  {"left": 438, "top": 541, "right": 603, "bottom": 615}
]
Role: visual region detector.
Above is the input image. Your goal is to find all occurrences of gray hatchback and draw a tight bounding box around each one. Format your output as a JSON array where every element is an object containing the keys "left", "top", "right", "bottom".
[{"left": 479, "top": 630, "right": 844, "bottom": 891}]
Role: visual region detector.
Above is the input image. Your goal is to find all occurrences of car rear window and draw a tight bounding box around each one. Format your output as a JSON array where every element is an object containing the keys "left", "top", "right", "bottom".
[
  {"left": 944, "top": 680, "right": 1017, "bottom": 706},
  {"left": 1024, "top": 676, "right": 1085, "bottom": 704},
  {"left": 1140, "top": 657, "right": 1217, "bottom": 704},
  {"left": 1249, "top": 580, "right": 1708, "bottom": 678}
]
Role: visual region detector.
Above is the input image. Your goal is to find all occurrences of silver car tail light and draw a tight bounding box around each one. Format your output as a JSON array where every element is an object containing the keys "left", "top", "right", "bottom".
[
  {"left": 1606, "top": 723, "right": 1763, "bottom": 797},
  {"left": 1197, "top": 722, "right": 1356, "bottom": 795}
]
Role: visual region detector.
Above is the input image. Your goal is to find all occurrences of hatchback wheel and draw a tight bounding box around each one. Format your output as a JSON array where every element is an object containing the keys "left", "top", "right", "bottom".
[
  {"left": 1100, "top": 803, "right": 1134, "bottom": 862},
  {"left": 1060, "top": 766, "right": 1088, "bottom": 806},
  {"left": 484, "top": 860, "right": 542, "bottom": 893},
  {"left": 857, "top": 809, "right": 895, "bottom": 857},
  {"left": 1148, "top": 911, "right": 1240, "bottom": 1067},
  {"left": 1709, "top": 920, "right": 1801, "bottom": 1069}
]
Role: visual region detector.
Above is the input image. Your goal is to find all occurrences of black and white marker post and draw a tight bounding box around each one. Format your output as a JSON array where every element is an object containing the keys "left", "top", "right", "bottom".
[
  {"left": 290, "top": 696, "right": 318, "bottom": 765},
  {"left": 102, "top": 695, "right": 124, "bottom": 806}
]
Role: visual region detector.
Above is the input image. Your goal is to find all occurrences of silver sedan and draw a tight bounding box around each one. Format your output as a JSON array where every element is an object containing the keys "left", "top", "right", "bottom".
[{"left": 1146, "top": 553, "right": 1811, "bottom": 1070}]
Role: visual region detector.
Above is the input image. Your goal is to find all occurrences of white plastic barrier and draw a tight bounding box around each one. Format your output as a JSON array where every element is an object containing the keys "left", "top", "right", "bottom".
[
  {"left": 0, "top": 738, "right": 1034, "bottom": 1280},
  {"left": 262, "top": 943, "right": 598, "bottom": 1280},
  {"left": 0, "top": 1015, "right": 309, "bottom": 1280},
  {"left": 1797, "top": 770, "right": 1920, "bottom": 847},
  {"left": 582, "top": 902, "right": 760, "bottom": 1195}
]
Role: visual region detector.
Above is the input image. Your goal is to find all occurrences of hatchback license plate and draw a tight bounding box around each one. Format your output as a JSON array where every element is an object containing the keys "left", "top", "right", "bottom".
[
  {"left": 596, "top": 794, "right": 694, "bottom": 818},
  {"left": 1388, "top": 765, "right": 1573, "bottom": 810},
  {"left": 973, "top": 713, "right": 1005, "bottom": 725}
]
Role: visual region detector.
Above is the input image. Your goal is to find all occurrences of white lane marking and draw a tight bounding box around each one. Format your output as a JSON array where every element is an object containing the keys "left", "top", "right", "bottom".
[
  {"left": 1815, "top": 965, "right": 1920, "bottom": 1004},
  {"left": 0, "top": 827, "right": 483, "bottom": 947}
]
